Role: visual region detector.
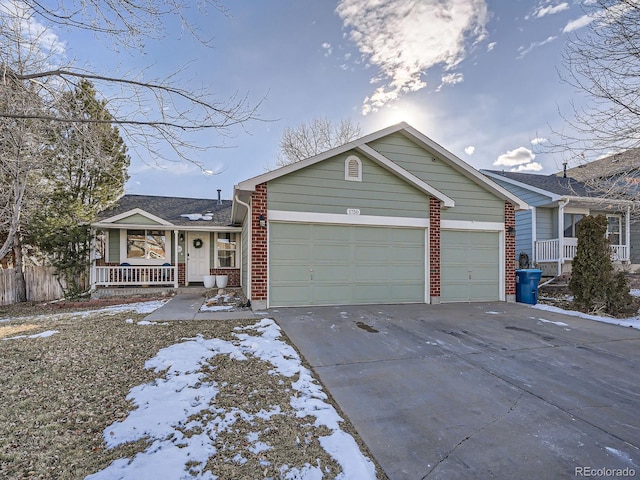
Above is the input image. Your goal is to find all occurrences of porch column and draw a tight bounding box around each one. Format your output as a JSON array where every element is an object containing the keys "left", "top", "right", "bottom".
[
  {"left": 174, "top": 229, "right": 179, "bottom": 288},
  {"left": 557, "top": 200, "right": 567, "bottom": 276},
  {"left": 626, "top": 205, "right": 631, "bottom": 263},
  {"left": 89, "top": 228, "right": 96, "bottom": 291}
]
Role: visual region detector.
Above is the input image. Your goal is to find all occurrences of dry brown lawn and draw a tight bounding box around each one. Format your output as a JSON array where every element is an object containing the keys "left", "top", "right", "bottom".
[{"left": 0, "top": 303, "right": 385, "bottom": 480}]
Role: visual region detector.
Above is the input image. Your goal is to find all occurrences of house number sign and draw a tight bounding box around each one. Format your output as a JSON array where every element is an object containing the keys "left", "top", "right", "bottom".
[{"left": 347, "top": 209, "right": 360, "bottom": 215}]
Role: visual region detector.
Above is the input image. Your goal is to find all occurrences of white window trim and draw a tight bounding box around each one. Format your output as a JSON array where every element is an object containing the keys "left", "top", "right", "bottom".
[
  {"left": 344, "top": 155, "right": 362, "bottom": 182},
  {"left": 120, "top": 229, "right": 172, "bottom": 265},
  {"left": 606, "top": 214, "right": 622, "bottom": 244},
  {"left": 214, "top": 232, "right": 239, "bottom": 269}
]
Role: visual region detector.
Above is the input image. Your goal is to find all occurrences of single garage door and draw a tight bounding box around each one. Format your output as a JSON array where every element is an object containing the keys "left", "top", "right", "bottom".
[
  {"left": 441, "top": 230, "right": 500, "bottom": 302},
  {"left": 269, "top": 223, "right": 425, "bottom": 307}
]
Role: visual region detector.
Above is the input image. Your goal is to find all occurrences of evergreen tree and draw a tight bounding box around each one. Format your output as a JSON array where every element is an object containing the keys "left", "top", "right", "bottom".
[
  {"left": 569, "top": 215, "right": 631, "bottom": 315},
  {"left": 28, "top": 80, "right": 129, "bottom": 296}
]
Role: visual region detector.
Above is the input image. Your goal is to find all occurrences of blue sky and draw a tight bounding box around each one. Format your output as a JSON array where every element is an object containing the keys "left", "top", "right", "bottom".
[{"left": 39, "top": 0, "right": 597, "bottom": 199}]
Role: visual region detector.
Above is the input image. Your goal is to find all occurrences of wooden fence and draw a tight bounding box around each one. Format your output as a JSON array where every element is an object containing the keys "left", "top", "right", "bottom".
[{"left": 0, "top": 267, "right": 75, "bottom": 305}]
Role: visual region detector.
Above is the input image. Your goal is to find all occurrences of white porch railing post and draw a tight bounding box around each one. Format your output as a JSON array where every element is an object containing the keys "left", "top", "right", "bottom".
[{"left": 174, "top": 229, "right": 179, "bottom": 288}]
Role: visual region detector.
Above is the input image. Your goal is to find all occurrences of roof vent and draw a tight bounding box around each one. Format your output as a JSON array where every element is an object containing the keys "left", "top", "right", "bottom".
[{"left": 217, "top": 189, "right": 222, "bottom": 205}]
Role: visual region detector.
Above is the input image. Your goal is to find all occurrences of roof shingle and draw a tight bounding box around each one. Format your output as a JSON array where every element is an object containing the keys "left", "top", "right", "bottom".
[{"left": 96, "top": 195, "right": 233, "bottom": 226}]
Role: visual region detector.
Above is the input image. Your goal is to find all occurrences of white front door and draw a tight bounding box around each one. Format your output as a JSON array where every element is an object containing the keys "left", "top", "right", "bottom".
[{"left": 187, "top": 232, "right": 210, "bottom": 283}]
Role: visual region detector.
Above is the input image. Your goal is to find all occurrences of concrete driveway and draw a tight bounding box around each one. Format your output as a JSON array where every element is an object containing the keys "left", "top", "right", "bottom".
[{"left": 272, "top": 302, "right": 640, "bottom": 480}]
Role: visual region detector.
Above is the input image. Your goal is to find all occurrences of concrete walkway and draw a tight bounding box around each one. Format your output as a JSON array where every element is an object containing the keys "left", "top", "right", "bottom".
[{"left": 143, "top": 294, "right": 262, "bottom": 321}]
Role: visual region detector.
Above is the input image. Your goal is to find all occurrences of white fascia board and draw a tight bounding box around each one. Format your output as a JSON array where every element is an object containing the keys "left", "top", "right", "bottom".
[
  {"left": 562, "top": 195, "right": 635, "bottom": 207},
  {"left": 235, "top": 123, "right": 410, "bottom": 193},
  {"left": 268, "top": 210, "right": 430, "bottom": 228},
  {"left": 356, "top": 144, "right": 455, "bottom": 207},
  {"left": 481, "top": 170, "right": 560, "bottom": 203},
  {"left": 91, "top": 222, "right": 241, "bottom": 232},
  {"left": 398, "top": 126, "right": 530, "bottom": 210},
  {"left": 97, "top": 208, "right": 173, "bottom": 226}
]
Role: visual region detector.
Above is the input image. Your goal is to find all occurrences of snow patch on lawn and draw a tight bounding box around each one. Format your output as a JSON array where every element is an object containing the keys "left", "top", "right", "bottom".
[
  {"left": 87, "top": 318, "right": 376, "bottom": 480},
  {"left": 533, "top": 304, "right": 640, "bottom": 329},
  {"left": 4, "top": 330, "right": 59, "bottom": 340}
]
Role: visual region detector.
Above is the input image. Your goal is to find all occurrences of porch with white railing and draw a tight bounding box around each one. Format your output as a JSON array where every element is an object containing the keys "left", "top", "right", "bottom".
[
  {"left": 535, "top": 238, "right": 629, "bottom": 263},
  {"left": 93, "top": 265, "right": 177, "bottom": 287}
]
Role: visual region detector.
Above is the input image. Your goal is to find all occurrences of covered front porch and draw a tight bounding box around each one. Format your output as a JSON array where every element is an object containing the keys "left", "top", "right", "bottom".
[
  {"left": 534, "top": 200, "right": 631, "bottom": 276},
  {"left": 90, "top": 195, "right": 241, "bottom": 292}
]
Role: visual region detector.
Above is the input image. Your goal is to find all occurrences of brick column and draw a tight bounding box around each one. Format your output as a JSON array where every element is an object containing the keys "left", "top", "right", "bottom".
[
  {"left": 505, "top": 202, "right": 516, "bottom": 302},
  {"left": 429, "top": 197, "right": 441, "bottom": 303},
  {"left": 251, "top": 183, "right": 268, "bottom": 307}
]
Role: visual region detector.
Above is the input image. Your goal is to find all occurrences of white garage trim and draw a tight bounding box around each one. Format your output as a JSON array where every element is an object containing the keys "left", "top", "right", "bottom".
[
  {"left": 268, "top": 209, "right": 430, "bottom": 228},
  {"left": 441, "top": 221, "right": 506, "bottom": 302},
  {"left": 440, "top": 219, "right": 505, "bottom": 231}
]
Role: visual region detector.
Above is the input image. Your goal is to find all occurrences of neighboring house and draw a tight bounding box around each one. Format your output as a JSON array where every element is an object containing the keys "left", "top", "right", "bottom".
[
  {"left": 560, "top": 148, "right": 640, "bottom": 183},
  {"left": 560, "top": 149, "right": 640, "bottom": 265},
  {"left": 482, "top": 170, "right": 634, "bottom": 276},
  {"left": 91, "top": 122, "right": 528, "bottom": 309}
]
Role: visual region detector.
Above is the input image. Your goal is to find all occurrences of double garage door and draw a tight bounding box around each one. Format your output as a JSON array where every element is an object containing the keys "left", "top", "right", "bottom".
[
  {"left": 268, "top": 223, "right": 501, "bottom": 307},
  {"left": 269, "top": 223, "right": 426, "bottom": 307}
]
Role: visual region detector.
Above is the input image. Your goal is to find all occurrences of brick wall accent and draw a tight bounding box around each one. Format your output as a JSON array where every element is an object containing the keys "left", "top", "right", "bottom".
[
  {"left": 209, "top": 268, "right": 240, "bottom": 287},
  {"left": 429, "top": 197, "right": 441, "bottom": 299},
  {"left": 178, "top": 263, "right": 185, "bottom": 286},
  {"left": 251, "top": 183, "right": 268, "bottom": 300},
  {"left": 505, "top": 202, "right": 516, "bottom": 297}
]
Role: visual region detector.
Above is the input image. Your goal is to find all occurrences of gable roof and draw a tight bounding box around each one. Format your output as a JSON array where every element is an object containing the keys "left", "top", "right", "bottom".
[
  {"left": 560, "top": 148, "right": 640, "bottom": 182},
  {"left": 483, "top": 170, "right": 596, "bottom": 198},
  {"left": 94, "top": 194, "right": 233, "bottom": 227},
  {"left": 233, "top": 122, "right": 527, "bottom": 218}
]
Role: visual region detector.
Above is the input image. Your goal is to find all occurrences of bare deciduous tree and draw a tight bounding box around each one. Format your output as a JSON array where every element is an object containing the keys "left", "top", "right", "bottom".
[
  {"left": 274, "top": 117, "right": 361, "bottom": 168},
  {"left": 554, "top": 0, "right": 640, "bottom": 162}
]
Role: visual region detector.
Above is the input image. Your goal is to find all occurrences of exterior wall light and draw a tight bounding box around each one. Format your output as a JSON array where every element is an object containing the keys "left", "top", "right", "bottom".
[
  {"left": 507, "top": 226, "right": 515, "bottom": 236},
  {"left": 259, "top": 214, "right": 266, "bottom": 228}
]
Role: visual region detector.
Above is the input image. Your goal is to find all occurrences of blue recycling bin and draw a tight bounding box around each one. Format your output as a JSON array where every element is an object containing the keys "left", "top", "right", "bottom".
[{"left": 515, "top": 269, "right": 543, "bottom": 305}]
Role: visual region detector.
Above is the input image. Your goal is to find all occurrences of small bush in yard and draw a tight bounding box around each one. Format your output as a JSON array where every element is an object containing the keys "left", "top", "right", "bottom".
[{"left": 569, "top": 215, "right": 632, "bottom": 315}]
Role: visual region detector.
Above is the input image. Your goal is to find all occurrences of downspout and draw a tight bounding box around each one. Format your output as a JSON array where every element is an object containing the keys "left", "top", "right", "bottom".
[
  {"left": 531, "top": 206, "right": 537, "bottom": 266},
  {"left": 557, "top": 199, "right": 569, "bottom": 276},
  {"left": 235, "top": 194, "right": 251, "bottom": 299}
]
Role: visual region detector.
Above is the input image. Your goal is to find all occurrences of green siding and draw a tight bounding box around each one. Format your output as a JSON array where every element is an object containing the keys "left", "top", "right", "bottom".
[
  {"left": 268, "top": 152, "right": 429, "bottom": 218},
  {"left": 441, "top": 230, "right": 500, "bottom": 302},
  {"left": 107, "top": 229, "right": 120, "bottom": 263},
  {"left": 113, "top": 213, "right": 163, "bottom": 225},
  {"left": 269, "top": 223, "right": 425, "bottom": 306},
  {"left": 369, "top": 133, "right": 505, "bottom": 222}
]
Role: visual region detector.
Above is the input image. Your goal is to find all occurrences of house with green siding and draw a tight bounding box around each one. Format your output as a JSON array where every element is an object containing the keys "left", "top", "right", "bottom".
[{"left": 90, "top": 123, "right": 528, "bottom": 309}]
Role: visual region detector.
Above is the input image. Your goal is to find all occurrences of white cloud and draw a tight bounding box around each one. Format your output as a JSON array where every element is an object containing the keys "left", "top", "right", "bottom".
[
  {"left": 336, "top": 0, "right": 488, "bottom": 114},
  {"left": 464, "top": 145, "right": 475, "bottom": 155},
  {"left": 513, "top": 162, "right": 543, "bottom": 172},
  {"left": 534, "top": 2, "right": 570, "bottom": 18},
  {"left": 321, "top": 42, "right": 332, "bottom": 56},
  {"left": 0, "top": 1, "right": 66, "bottom": 56},
  {"left": 494, "top": 146, "right": 536, "bottom": 167},
  {"left": 530, "top": 137, "right": 548, "bottom": 145},
  {"left": 517, "top": 35, "right": 557, "bottom": 58},
  {"left": 437, "top": 72, "right": 464, "bottom": 91},
  {"left": 563, "top": 14, "right": 594, "bottom": 33},
  {"left": 487, "top": 41, "right": 497, "bottom": 52}
]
